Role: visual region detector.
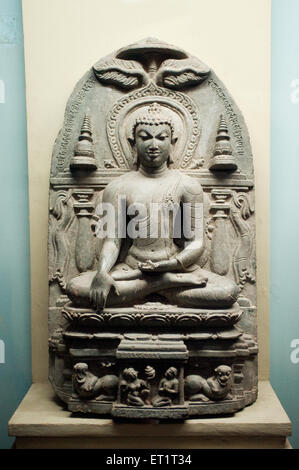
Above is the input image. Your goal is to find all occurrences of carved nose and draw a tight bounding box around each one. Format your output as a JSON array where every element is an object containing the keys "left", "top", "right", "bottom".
[{"left": 149, "top": 139, "right": 158, "bottom": 149}]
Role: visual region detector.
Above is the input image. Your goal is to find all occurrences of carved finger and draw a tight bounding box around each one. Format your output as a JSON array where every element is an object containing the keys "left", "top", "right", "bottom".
[
  {"left": 197, "top": 277, "right": 208, "bottom": 287},
  {"left": 96, "top": 291, "right": 104, "bottom": 311},
  {"left": 102, "top": 288, "right": 110, "bottom": 309},
  {"left": 90, "top": 290, "right": 97, "bottom": 309},
  {"left": 112, "top": 280, "right": 120, "bottom": 296}
]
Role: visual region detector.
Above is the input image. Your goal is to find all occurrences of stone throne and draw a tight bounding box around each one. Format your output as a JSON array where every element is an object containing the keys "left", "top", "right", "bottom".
[{"left": 48, "top": 38, "right": 257, "bottom": 419}]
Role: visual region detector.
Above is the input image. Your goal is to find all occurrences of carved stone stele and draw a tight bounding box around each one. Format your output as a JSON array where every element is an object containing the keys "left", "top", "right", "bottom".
[{"left": 48, "top": 38, "right": 257, "bottom": 419}]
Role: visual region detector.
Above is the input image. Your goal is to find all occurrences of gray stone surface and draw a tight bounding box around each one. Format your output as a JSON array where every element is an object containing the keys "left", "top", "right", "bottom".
[
  {"left": 8, "top": 382, "right": 291, "bottom": 448},
  {"left": 48, "top": 38, "right": 257, "bottom": 419}
]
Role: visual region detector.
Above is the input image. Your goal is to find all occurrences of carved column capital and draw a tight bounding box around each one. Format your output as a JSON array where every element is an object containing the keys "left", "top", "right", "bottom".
[
  {"left": 73, "top": 189, "right": 95, "bottom": 272},
  {"left": 210, "top": 189, "right": 232, "bottom": 218},
  {"left": 73, "top": 189, "right": 95, "bottom": 217}
]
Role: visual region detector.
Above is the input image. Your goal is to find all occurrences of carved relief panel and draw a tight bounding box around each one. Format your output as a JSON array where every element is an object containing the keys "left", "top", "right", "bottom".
[{"left": 48, "top": 38, "right": 257, "bottom": 419}]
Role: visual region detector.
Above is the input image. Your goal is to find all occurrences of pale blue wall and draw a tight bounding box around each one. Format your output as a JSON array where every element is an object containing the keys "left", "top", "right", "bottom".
[
  {"left": 271, "top": 0, "right": 299, "bottom": 449},
  {"left": 0, "top": 0, "right": 31, "bottom": 449}
]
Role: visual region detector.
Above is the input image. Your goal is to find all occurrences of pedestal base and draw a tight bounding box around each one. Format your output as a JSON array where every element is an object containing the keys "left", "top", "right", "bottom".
[
  {"left": 49, "top": 324, "right": 258, "bottom": 418},
  {"left": 8, "top": 381, "right": 291, "bottom": 449}
]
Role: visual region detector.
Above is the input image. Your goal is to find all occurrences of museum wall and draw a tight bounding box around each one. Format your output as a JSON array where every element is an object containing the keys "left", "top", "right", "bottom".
[
  {"left": 21, "top": 0, "right": 271, "bottom": 383},
  {"left": 270, "top": 0, "right": 299, "bottom": 449}
]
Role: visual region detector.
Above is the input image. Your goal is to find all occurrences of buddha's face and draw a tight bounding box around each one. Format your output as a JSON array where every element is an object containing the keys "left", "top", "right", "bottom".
[{"left": 135, "top": 123, "right": 172, "bottom": 169}]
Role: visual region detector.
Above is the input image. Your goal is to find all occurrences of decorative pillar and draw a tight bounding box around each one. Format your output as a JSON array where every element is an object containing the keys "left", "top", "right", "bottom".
[
  {"left": 210, "top": 189, "right": 232, "bottom": 276},
  {"left": 233, "top": 361, "right": 245, "bottom": 398}
]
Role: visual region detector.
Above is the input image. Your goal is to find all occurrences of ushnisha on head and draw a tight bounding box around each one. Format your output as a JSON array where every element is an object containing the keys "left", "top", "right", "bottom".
[
  {"left": 128, "top": 103, "right": 178, "bottom": 169},
  {"left": 131, "top": 103, "right": 176, "bottom": 140}
]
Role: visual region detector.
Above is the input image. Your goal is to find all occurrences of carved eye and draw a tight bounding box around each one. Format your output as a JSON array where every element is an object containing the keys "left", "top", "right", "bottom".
[
  {"left": 157, "top": 134, "right": 168, "bottom": 141},
  {"left": 138, "top": 133, "right": 151, "bottom": 141}
]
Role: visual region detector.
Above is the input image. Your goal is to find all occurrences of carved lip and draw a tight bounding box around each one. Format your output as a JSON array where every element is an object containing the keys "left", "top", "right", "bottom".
[{"left": 146, "top": 151, "right": 161, "bottom": 159}]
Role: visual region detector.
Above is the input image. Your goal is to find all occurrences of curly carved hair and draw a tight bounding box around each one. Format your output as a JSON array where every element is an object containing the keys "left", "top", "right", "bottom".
[{"left": 130, "top": 102, "right": 175, "bottom": 142}]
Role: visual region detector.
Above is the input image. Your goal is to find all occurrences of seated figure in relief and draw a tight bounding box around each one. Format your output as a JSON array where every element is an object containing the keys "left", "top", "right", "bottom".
[{"left": 67, "top": 103, "right": 239, "bottom": 311}]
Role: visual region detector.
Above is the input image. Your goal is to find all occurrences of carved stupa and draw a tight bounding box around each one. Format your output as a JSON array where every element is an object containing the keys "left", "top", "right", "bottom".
[
  {"left": 70, "top": 115, "right": 97, "bottom": 171},
  {"left": 209, "top": 115, "right": 238, "bottom": 171}
]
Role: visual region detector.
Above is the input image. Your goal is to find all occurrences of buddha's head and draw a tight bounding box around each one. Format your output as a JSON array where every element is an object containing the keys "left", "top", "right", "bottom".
[{"left": 129, "top": 103, "right": 178, "bottom": 169}]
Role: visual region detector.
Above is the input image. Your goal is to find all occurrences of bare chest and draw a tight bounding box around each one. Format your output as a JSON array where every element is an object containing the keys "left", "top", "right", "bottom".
[{"left": 125, "top": 175, "right": 181, "bottom": 207}]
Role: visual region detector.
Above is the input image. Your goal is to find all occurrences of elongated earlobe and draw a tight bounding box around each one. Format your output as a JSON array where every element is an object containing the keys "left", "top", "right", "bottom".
[
  {"left": 128, "top": 137, "right": 138, "bottom": 169},
  {"left": 128, "top": 137, "right": 135, "bottom": 148},
  {"left": 132, "top": 146, "right": 138, "bottom": 169},
  {"left": 168, "top": 153, "right": 174, "bottom": 166}
]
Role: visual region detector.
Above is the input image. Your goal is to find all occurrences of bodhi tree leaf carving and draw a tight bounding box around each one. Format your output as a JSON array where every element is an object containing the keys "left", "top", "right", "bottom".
[
  {"left": 156, "top": 57, "right": 210, "bottom": 90},
  {"left": 93, "top": 58, "right": 149, "bottom": 90}
]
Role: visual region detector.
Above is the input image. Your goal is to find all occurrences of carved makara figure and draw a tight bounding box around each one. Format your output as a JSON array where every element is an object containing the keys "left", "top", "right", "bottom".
[
  {"left": 48, "top": 38, "right": 258, "bottom": 419},
  {"left": 66, "top": 103, "right": 239, "bottom": 311},
  {"left": 72, "top": 363, "right": 118, "bottom": 401}
]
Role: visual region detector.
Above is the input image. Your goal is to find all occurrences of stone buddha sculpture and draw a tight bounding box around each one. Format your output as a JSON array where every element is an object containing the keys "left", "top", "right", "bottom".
[
  {"left": 49, "top": 39, "right": 257, "bottom": 419},
  {"left": 66, "top": 103, "right": 239, "bottom": 311}
]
